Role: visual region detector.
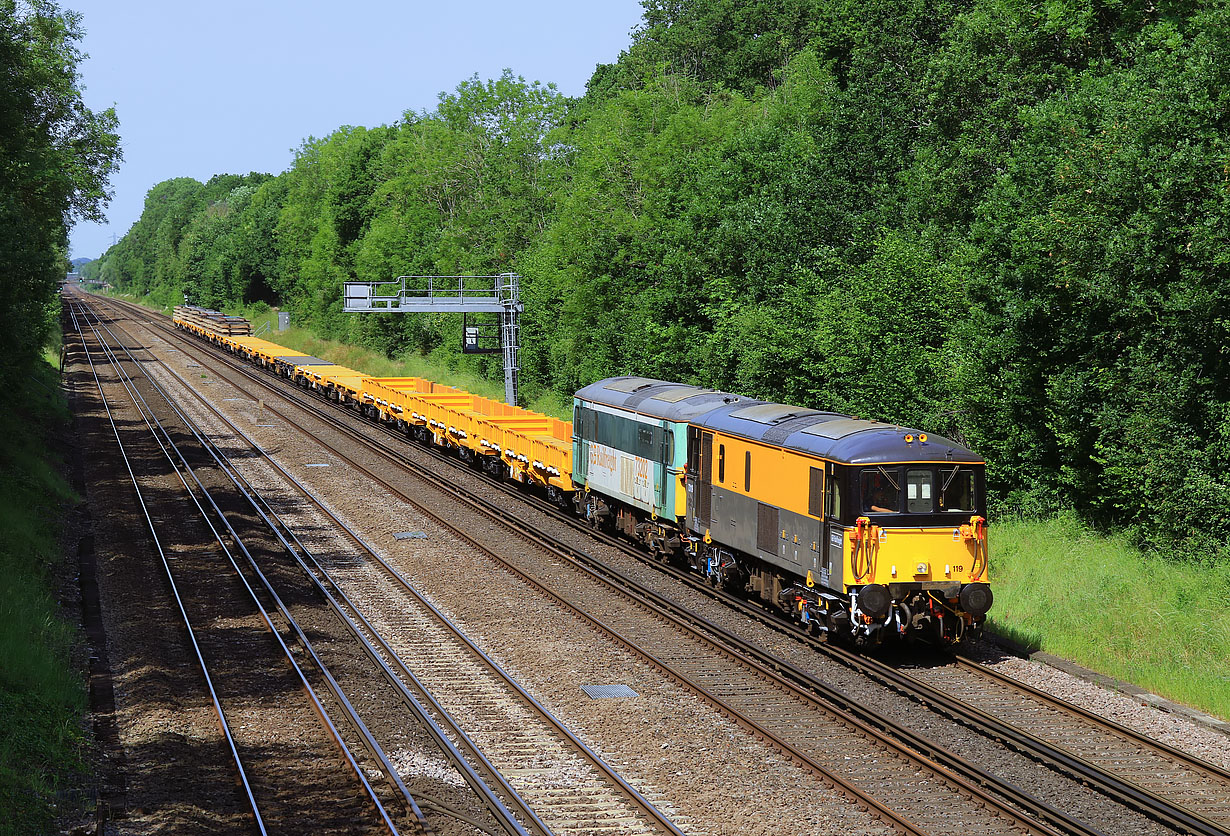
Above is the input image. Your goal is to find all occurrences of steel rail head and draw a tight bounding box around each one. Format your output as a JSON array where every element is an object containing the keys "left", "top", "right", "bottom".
[
  {"left": 135, "top": 302, "right": 1017, "bottom": 836},
  {"left": 73, "top": 298, "right": 405, "bottom": 836},
  {"left": 86, "top": 295, "right": 546, "bottom": 836},
  {"left": 66, "top": 302, "right": 270, "bottom": 836},
  {"left": 148, "top": 358, "right": 543, "bottom": 836},
  {"left": 105, "top": 294, "right": 697, "bottom": 836},
  {"left": 101, "top": 291, "right": 1192, "bottom": 836}
]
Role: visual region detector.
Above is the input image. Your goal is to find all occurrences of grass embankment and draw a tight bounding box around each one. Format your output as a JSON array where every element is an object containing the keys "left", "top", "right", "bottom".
[
  {"left": 0, "top": 355, "right": 87, "bottom": 835},
  {"left": 108, "top": 291, "right": 1230, "bottom": 720},
  {"left": 990, "top": 514, "right": 1230, "bottom": 720}
]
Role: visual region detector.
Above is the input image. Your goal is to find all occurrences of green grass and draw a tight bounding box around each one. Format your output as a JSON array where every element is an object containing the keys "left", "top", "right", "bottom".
[
  {"left": 989, "top": 513, "right": 1230, "bottom": 720},
  {"left": 0, "top": 359, "right": 88, "bottom": 835}
]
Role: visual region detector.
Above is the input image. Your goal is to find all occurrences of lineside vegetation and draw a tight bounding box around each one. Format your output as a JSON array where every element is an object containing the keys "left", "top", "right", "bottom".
[
  {"left": 0, "top": 362, "right": 87, "bottom": 835},
  {"left": 990, "top": 515, "right": 1230, "bottom": 719},
  {"left": 1, "top": 1, "right": 121, "bottom": 828},
  {"left": 87, "top": 1, "right": 1230, "bottom": 561}
]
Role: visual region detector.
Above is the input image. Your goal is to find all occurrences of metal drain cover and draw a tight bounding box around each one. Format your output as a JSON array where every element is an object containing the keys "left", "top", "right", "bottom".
[{"left": 581, "top": 684, "right": 638, "bottom": 699}]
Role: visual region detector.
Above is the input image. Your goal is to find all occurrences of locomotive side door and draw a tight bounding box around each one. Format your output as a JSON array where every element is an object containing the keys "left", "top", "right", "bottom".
[
  {"left": 685, "top": 428, "right": 713, "bottom": 534},
  {"left": 815, "top": 462, "right": 844, "bottom": 590},
  {"left": 575, "top": 403, "right": 590, "bottom": 486},
  {"left": 653, "top": 421, "right": 668, "bottom": 513},
  {"left": 573, "top": 402, "right": 590, "bottom": 488}
]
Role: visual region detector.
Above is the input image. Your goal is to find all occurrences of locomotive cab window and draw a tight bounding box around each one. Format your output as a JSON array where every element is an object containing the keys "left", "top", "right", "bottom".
[
  {"left": 718, "top": 444, "right": 726, "bottom": 483},
  {"left": 906, "top": 468, "right": 934, "bottom": 513},
  {"left": 940, "top": 466, "right": 976, "bottom": 512},
  {"left": 861, "top": 468, "right": 900, "bottom": 513}
]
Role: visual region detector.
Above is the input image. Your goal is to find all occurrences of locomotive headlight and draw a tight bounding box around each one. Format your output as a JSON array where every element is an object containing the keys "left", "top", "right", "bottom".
[{"left": 915, "top": 562, "right": 929, "bottom": 575}]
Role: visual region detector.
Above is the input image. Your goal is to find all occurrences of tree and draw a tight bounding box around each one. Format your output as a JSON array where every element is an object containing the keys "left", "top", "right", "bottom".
[
  {"left": 89, "top": 0, "right": 1230, "bottom": 554},
  {"left": 949, "top": 5, "right": 1230, "bottom": 548},
  {"left": 0, "top": 0, "right": 120, "bottom": 385}
]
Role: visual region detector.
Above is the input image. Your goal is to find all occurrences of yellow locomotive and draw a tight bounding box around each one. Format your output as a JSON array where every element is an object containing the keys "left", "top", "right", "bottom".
[{"left": 574, "top": 377, "right": 991, "bottom": 646}]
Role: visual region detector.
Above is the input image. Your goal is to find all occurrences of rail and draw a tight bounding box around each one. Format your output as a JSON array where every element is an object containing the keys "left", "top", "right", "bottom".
[
  {"left": 142, "top": 296, "right": 1077, "bottom": 836},
  {"left": 69, "top": 299, "right": 410, "bottom": 835}
]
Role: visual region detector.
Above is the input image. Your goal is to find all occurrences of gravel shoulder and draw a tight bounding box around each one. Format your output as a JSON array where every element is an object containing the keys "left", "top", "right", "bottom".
[{"left": 972, "top": 637, "right": 1230, "bottom": 770}]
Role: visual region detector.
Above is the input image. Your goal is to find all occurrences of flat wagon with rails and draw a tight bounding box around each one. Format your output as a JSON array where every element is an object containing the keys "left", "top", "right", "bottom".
[{"left": 361, "top": 377, "right": 574, "bottom": 497}]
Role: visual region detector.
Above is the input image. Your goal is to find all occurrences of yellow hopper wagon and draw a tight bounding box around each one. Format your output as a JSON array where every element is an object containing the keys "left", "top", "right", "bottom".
[{"left": 361, "top": 377, "right": 574, "bottom": 497}]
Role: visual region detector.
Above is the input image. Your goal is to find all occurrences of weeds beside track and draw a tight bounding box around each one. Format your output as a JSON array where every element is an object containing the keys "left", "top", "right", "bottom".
[{"left": 0, "top": 360, "right": 87, "bottom": 836}]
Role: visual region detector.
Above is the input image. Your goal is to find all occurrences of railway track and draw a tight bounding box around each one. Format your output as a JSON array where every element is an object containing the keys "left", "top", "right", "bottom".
[
  {"left": 574, "top": 479, "right": 1230, "bottom": 836},
  {"left": 67, "top": 300, "right": 413, "bottom": 835},
  {"left": 72, "top": 291, "right": 688, "bottom": 836},
  {"left": 94, "top": 292, "right": 1230, "bottom": 836},
  {"left": 146, "top": 353, "right": 692, "bottom": 836},
  {"left": 590, "top": 508, "right": 1230, "bottom": 836},
  {"left": 907, "top": 655, "right": 1230, "bottom": 830},
  {"left": 582, "top": 489, "right": 1230, "bottom": 836},
  {"left": 88, "top": 295, "right": 1107, "bottom": 836}
]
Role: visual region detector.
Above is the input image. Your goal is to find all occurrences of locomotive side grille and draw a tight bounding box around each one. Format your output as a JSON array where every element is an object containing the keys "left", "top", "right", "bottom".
[{"left": 757, "top": 502, "right": 777, "bottom": 554}]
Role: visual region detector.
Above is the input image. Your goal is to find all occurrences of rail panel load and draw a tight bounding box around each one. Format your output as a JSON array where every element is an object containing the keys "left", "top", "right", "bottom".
[{"left": 173, "top": 305, "right": 252, "bottom": 337}]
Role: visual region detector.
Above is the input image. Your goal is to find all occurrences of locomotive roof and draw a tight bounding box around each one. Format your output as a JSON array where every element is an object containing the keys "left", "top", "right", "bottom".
[
  {"left": 690, "top": 403, "right": 983, "bottom": 465},
  {"left": 578, "top": 377, "right": 981, "bottom": 464},
  {"left": 575, "top": 377, "right": 749, "bottom": 422}
]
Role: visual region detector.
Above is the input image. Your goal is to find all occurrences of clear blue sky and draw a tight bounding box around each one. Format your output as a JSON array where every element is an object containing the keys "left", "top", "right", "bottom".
[{"left": 67, "top": 0, "right": 646, "bottom": 261}]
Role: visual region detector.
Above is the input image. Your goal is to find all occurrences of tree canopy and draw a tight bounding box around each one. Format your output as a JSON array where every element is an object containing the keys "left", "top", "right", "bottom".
[
  {"left": 0, "top": 0, "right": 120, "bottom": 383},
  {"left": 91, "top": 1, "right": 1230, "bottom": 556}
]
